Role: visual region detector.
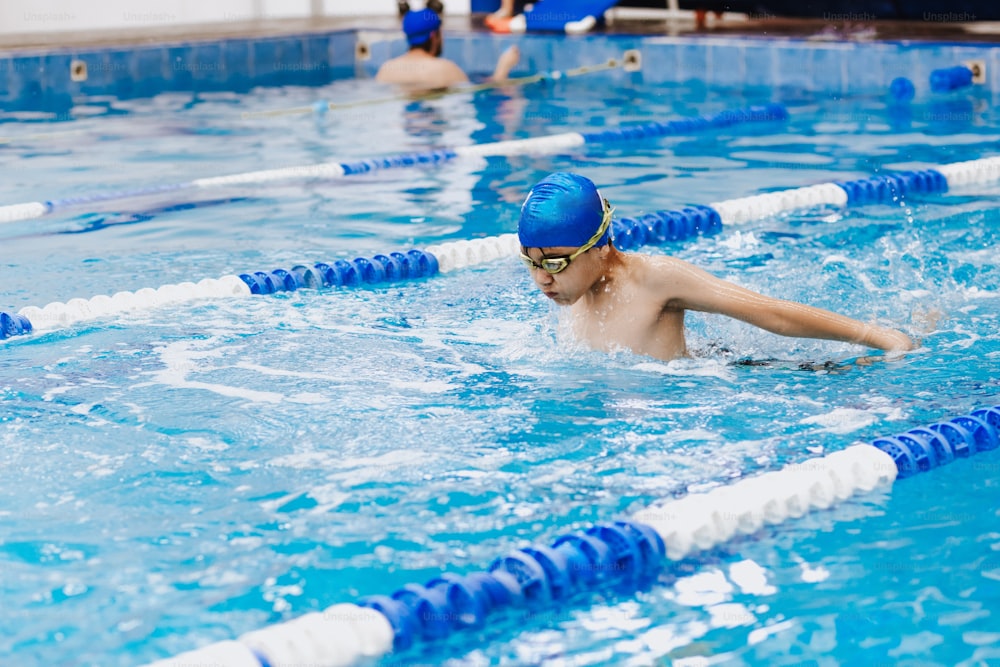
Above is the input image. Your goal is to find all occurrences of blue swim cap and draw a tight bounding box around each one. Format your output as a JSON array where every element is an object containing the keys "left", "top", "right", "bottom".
[
  {"left": 518, "top": 172, "right": 611, "bottom": 249},
  {"left": 403, "top": 9, "right": 442, "bottom": 46}
]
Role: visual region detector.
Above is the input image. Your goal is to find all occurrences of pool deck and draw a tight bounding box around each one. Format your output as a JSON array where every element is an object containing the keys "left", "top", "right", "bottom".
[{"left": 2, "top": 11, "right": 1000, "bottom": 52}]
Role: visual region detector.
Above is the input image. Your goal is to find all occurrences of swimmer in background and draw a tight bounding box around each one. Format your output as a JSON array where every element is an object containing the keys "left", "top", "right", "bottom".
[
  {"left": 517, "top": 172, "right": 916, "bottom": 362},
  {"left": 376, "top": 7, "right": 520, "bottom": 91}
]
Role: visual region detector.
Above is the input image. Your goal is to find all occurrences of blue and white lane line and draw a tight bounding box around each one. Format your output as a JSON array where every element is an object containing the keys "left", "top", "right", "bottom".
[
  {"left": 142, "top": 404, "right": 999, "bottom": 667},
  {"left": 4, "top": 154, "right": 999, "bottom": 342},
  {"left": 0, "top": 104, "right": 787, "bottom": 225}
]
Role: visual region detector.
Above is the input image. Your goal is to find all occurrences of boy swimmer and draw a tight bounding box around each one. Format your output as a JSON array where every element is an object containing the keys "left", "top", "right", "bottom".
[{"left": 517, "top": 172, "right": 915, "bottom": 362}]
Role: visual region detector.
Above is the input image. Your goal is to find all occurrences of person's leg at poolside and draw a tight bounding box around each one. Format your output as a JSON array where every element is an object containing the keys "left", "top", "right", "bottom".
[
  {"left": 488, "top": 0, "right": 529, "bottom": 20},
  {"left": 489, "top": 0, "right": 514, "bottom": 19}
]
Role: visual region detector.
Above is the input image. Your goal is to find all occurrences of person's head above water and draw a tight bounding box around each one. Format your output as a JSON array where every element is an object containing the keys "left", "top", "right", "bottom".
[
  {"left": 402, "top": 8, "right": 442, "bottom": 47},
  {"left": 517, "top": 172, "right": 612, "bottom": 252}
]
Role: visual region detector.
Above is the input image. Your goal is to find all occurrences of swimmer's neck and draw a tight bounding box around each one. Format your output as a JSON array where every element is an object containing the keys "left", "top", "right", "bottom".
[{"left": 582, "top": 250, "right": 626, "bottom": 301}]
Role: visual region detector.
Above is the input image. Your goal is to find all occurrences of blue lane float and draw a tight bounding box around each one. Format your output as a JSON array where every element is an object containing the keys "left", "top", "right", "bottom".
[
  {"left": 871, "top": 406, "right": 1000, "bottom": 477},
  {"left": 0, "top": 312, "right": 32, "bottom": 338},
  {"left": 834, "top": 168, "right": 948, "bottom": 206},
  {"left": 889, "top": 76, "right": 916, "bottom": 102},
  {"left": 337, "top": 149, "right": 457, "bottom": 175},
  {"left": 1, "top": 247, "right": 444, "bottom": 339},
  {"left": 610, "top": 204, "right": 723, "bottom": 251},
  {"left": 364, "top": 519, "right": 665, "bottom": 651},
  {"left": 237, "top": 250, "right": 441, "bottom": 295},
  {"left": 930, "top": 65, "right": 975, "bottom": 93},
  {"left": 0, "top": 104, "right": 788, "bottom": 225},
  {"left": 578, "top": 103, "right": 788, "bottom": 143},
  {"left": 143, "top": 403, "right": 1000, "bottom": 667}
]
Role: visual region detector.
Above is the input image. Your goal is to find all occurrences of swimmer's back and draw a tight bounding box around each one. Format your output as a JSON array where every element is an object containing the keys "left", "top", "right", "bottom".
[{"left": 375, "top": 55, "right": 469, "bottom": 90}]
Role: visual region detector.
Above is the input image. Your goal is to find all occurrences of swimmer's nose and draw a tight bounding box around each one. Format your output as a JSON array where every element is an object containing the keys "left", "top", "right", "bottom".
[{"left": 531, "top": 266, "right": 554, "bottom": 287}]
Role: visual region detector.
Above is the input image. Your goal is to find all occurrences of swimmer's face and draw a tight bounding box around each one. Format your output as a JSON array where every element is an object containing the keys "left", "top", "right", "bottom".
[{"left": 521, "top": 245, "right": 604, "bottom": 305}]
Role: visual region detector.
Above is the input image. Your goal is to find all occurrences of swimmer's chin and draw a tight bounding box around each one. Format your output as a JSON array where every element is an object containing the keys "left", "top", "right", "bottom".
[{"left": 543, "top": 291, "right": 579, "bottom": 306}]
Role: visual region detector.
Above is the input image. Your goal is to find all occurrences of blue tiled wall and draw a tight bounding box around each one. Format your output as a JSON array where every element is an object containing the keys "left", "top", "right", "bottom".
[
  {"left": 0, "top": 30, "right": 356, "bottom": 112},
  {"left": 360, "top": 30, "right": 1000, "bottom": 98},
  {"left": 1, "top": 28, "right": 998, "bottom": 112}
]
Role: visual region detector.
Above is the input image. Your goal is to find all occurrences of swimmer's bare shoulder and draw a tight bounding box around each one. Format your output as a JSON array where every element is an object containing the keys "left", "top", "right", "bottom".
[
  {"left": 430, "top": 58, "right": 469, "bottom": 86},
  {"left": 624, "top": 253, "right": 706, "bottom": 310},
  {"left": 375, "top": 56, "right": 468, "bottom": 89}
]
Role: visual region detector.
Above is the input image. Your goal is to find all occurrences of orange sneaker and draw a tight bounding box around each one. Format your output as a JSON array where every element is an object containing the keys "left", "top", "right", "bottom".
[{"left": 484, "top": 14, "right": 513, "bottom": 33}]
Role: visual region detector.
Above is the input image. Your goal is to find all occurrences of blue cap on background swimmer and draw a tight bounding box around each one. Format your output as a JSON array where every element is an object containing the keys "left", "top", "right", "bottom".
[
  {"left": 403, "top": 9, "right": 442, "bottom": 46},
  {"left": 518, "top": 172, "right": 611, "bottom": 248}
]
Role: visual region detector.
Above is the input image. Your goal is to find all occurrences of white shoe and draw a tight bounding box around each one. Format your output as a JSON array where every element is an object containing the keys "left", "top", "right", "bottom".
[{"left": 565, "top": 15, "right": 597, "bottom": 34}]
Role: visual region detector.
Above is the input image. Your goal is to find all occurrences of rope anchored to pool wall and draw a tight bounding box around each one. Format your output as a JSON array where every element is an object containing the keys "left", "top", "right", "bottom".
[
  {"left": 0, "top": 104, "right": 788, "bottom": 225},
  {"left": 241, "top": 52, "right": 643, "bottom": 120},
  {"left": 3, "top": 154, "right": 1000, "bottom": 342},
  {"left": 141, "top": 404, "right": 998, "bottom": 666}
]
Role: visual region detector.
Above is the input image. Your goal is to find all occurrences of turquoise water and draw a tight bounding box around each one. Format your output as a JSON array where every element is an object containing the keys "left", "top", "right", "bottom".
[{"left": 1, "top": 65, "right": 999, "bottom": 666}]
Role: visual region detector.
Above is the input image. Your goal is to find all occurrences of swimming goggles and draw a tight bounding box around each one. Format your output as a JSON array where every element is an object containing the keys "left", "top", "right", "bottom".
[{"left": 519, "top": 198, "right": 613, "bottom": 275}]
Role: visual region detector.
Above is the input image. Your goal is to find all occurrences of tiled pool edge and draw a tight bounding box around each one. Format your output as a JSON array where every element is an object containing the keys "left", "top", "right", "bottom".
[
  {"left": 440, "top": 31, "right": 1000, "bottom": 95},
  {"left": 0, "top": 30, "right": 358, "bottom": 112},
  {"left": 3, "top": 28, "right": 1000, "bottom": 112}
]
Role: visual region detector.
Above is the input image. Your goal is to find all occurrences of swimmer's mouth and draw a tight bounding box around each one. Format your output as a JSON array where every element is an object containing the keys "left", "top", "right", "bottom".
[{"left": 544, "top": 291, "right": 571, "bottom": 304}]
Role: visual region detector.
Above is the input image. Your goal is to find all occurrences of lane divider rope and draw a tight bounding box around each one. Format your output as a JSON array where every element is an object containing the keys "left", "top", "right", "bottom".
[
  {"left": 240, "top": 54, "right": 639, "bottom": 120},
  {"left": 0, "top": 104, "right": 787, "bottom": 224},
  {"left": 5, "top": 154, "right": 1000, "bottom": 342},
  {"left": 142, "top": 404, "right": 999, "bottom": 667}
]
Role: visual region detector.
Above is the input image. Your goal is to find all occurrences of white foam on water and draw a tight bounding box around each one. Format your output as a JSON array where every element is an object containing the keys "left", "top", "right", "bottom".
[
  {"left": 673, "top": 569, "right": 734, "bottom": 607},
  {"left": 963, "top": 285, "right": 1000, "bottom": 299},
  {"left": 799, "top": 406, "right": 904, "bottom": 434},
  {"left": 747, "top": 619, "right": 795, "bottom": 646},
  {"left": 717, "top": 230, "right": 760, "bottom": 250},
  {"left": 233, "top": 361, "right": 339, "bottom": 380},
  {"left": 298, "top": 483, "right": 351, "bottom": 511},
  {"left": 268, "top": 448, "right": 430, "bottom": 475},
  {"left": 386, "top": 379, "right": 455, "bottom": 394},
  {"left": 183, "top": 436, "right": 228, "bottom": 452},
  {"left": 635, "top": 620, "right": 711, "bottom": 663},
  {"left": 42, "top": 385, "right": 75, "bottom": 401},
  {"left": 799, "top": 562, "right": 831, "bottom": 583},
  {"left": 138, "top": 339, "right": 284, "bottom": 404},
  {"left": 728, "top": 559, "right": 777, "bottom": 596},
  {"left": 285, "top": 392, "right": 329, "bottom": 404},
  {"left": 941, "top": 326, "right": 982, "bottom": 349},
  {"left": 632, "top": 359, "right": 738, "bottom": 383}
]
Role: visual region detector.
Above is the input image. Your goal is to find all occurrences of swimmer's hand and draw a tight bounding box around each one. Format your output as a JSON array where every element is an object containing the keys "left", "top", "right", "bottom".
[
  {"left": 873, "top": 327, "right": 916, "bottom": 355},
  {"left": 492, "top": 45, "right": 520, "bottom": 81}
]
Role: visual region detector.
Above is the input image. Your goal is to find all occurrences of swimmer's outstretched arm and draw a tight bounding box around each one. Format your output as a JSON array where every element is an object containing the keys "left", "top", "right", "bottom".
[
  {"left": 656, "top": 259, "right": 915, "bottom": 353},
  {"left": 490, "top": 45, "right": 520, "bottom": 81}
]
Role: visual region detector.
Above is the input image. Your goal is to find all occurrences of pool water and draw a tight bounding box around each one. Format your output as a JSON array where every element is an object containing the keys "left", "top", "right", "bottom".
[{"left": 1, "top": 65, "right": 999, "bottom": 667}]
